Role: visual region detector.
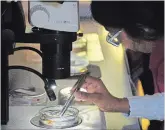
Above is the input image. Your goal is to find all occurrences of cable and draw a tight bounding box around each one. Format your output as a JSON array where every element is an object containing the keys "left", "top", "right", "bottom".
[
  {"left": 8, "top": 65, "right": 48, "bottom": 88},
  {"left": 10, "top": 48, "right": 56, "bottom": 101},
  {"left": 13, "top": 47, "right": 42, "bottom": 57}
]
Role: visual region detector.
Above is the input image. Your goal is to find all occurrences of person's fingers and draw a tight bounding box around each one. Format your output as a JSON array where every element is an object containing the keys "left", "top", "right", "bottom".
[
  {"left": 70, "top": 76, "right": 94, "bottom": 91},
  {"left": 71, "top": 87, "right": 76, "bottom": 91},
  {"left": 81, "top": 82, "right": 93, "bottom": 91},
  {"left": 74, "top": 91, "right": 100, "bottom": 103},
  {"left": 86, "top": 76, "right": 104, "bottom": 87},
  {"left": 70, "top": 86, "right": 88, "bottom": 94},
  {"left": 71, "top": 76, "right": 104, "bottom": 93},
  {"left": 85, "top": 76, "right": 99, "bottom": 83},
  {"left": 82, "top": 82, "right": 100, "bottom": 93},
  {"left": 71, "top": 78, "right": 96, "bottom": 93}
]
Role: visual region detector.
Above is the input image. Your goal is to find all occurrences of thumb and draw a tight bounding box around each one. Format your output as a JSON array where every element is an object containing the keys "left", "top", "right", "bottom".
[{"left": 74, "top": 91, "right": 100, "bottom": 103}]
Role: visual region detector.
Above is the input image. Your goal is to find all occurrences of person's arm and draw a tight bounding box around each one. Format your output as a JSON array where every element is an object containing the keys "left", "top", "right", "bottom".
[
  {"left": 104, "top": 93, "right": 164, "bottom": 121},
  {"left": 125, "top": 93, "right": 164, "bottom": 121},
  {"left": 73, "top": 76, "right": 164, "bottom": 121}
]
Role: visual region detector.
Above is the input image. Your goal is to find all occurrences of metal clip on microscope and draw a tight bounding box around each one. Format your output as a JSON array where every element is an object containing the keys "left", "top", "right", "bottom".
[{"left": 1, "top": 1, "right": 79, "bottom": 125}]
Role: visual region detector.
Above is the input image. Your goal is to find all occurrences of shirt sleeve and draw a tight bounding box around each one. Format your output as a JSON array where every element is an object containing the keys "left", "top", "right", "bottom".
[{"left": 125, "top": 93, "right": 164, "bottom": 121}]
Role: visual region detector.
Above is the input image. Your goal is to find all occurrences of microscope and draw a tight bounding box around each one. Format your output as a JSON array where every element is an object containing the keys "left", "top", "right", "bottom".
[{"left": 1, "top": 1, "right": 79, "bottom": 125}]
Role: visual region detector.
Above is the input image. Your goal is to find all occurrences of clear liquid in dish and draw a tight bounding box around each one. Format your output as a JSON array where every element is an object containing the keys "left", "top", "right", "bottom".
[
  {"left": 31, "top": 106, "right": 82, "bottom": 129},
  {"left": 39, "top": 106, "right": 80, "bottom": 128},
  {"left": 42, "top": 109, "right": 75, "bottom": 118}
]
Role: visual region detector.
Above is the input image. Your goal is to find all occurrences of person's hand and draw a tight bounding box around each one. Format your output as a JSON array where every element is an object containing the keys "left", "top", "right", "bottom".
[{"left": 72, "top": 76, "right": 129, "bottom": 113}]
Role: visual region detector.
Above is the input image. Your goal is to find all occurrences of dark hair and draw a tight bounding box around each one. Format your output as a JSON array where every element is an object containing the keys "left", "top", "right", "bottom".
[{"left": 91, "top": 1, "right": 164, "bottom": 41}]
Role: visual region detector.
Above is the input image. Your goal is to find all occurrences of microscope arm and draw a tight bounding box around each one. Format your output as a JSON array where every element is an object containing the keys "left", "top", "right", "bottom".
[{"left": 13, "top": 46, "right": 42, "bottom": 57}]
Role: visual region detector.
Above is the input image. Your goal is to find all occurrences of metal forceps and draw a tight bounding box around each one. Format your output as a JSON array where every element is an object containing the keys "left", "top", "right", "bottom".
[{"left": 59, "top": 74, "right": 87, "bottom": 116}]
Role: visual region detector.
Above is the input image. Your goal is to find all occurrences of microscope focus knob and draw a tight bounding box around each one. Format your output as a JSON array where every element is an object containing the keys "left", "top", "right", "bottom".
[{"left": 30, "top": 5, "right": 50, "bottom": 27}]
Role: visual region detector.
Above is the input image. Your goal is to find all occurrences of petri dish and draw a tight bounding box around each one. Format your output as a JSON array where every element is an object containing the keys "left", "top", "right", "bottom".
[
  {"left": 31, "top": 105, "right": 82, "bottom": 129},
  {"left": 9, "top": 88, "right": 47, "bottom": 106}
]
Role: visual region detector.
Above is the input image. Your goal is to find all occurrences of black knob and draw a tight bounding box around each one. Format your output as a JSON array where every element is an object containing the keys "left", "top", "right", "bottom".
[
  {"left": 78, "top": 33, "right": 83, "bottom": 37},
  {"left": 56, "top": 1, "right": 64, "bottom": 4}
]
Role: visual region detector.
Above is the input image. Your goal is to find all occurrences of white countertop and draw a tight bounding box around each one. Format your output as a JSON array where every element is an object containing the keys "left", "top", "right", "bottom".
[
  {"left": 1, "top": 106, "right": 106, "bottom": 130},
  {"left": 6, "top": 24, "right": 141, "bottom": 130}
]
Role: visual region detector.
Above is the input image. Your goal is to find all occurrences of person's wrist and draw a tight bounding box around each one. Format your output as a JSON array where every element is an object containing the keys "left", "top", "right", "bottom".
[
  {"left": 108, "top": 97, "right": 130, "bottom": 113},
  {"left": 118, "top": 98, "right": 130, "bottom": 114}
]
